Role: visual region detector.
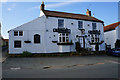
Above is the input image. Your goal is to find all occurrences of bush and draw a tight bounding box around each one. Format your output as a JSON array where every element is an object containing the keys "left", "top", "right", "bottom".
[
  {"left": 22, "top": 51, "right": 33, "bottom": 57},
  {"left": 75, "top": 42, "right": 81, "bottom": 53},
  {"left": 115, "top": 39, "right": 120, "bottom": 48},
  {"left": 59, "top": 54, "right": 64, "bottom": 57}
]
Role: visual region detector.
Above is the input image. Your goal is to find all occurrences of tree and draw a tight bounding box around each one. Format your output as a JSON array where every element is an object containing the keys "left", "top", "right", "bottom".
[{"left": 115, "top": 39, "right": 120, "bottom": 48}]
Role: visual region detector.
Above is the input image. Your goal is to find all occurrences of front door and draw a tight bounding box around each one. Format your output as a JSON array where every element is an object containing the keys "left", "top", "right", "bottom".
[{"left": 79, "top": 36, "right": 85, "bottom": 48}]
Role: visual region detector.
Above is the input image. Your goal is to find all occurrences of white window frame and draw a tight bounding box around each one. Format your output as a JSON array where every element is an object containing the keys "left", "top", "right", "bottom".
[
  {"left": 78, "top": 21, "right": 83, "bottom": 29},
  {"left": 14, "top": 40, "right": 22, "bottom": 48},
  {"left": 14, "top": 31, "right": 24, "bottom": 37},
  {"left": 90, "top": 34, "right": 99, "bottom": 43},
  {"left": 58, "top": 19, "right": 64, "bottom": 28},
  {"left": 19, "top": 31, "right": 23, "bottom": 36},
  {"left": 92, "top": 23, "right": 97, "bottom": 30},
  {"left": 58, "top": 33, "right": 69, "bottom": 43},
  {"left": 14, "top": 31, "right": 18, "bottom": 36}
]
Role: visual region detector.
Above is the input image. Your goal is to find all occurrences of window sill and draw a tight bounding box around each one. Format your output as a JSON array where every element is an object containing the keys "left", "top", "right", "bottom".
[
  {"left": 57, "top": 42, "right": 73, "bottom": 45},
  {"left": 90, "top": 41, "right": 104, "bottom": 45},
  {"left": 52, "top": 41, "right": 57, "bottom": 43},
  {"left": 78, "top": 28, "right": 84, "bottom": 30},
  {"left": 24, "top": 41, "right": 31, "bottom": 43}
]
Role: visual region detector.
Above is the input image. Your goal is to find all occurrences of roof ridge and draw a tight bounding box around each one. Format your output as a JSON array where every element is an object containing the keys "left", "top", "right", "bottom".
[
  {"left": 104, "top": 21, "right": 120, "bottom": 27},
  {"left": 44, "top": 10, "right": 86, "bottom": 15},
  {"left": 43, "top": 10, "right": 103, "bottom": 23},
  {"left": 104, "top": 21, "right": 120, "bottom": 32}
]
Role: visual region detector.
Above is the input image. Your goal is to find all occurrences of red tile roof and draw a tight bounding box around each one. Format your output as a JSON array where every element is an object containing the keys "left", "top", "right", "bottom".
[
  {"left": 43, "top": 10, "right": 104, "bottom": 23},
  {"left": 3, "top": 39, "right": 9, "bottom": 42},
  {"left": 104, "top": 22, "right": 120, "bottom": 32},
  {"left": 1, "top": 37, "right": 9, "bottom": 42}
]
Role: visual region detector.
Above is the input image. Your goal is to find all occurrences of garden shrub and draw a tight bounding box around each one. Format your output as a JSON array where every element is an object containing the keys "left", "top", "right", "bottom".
[
  {"left": 22, "top": 51, "right": 32, "bottom": 57},
  {"left": 115, "top": 39, "right": 120, "bottom": 48},
  {"left": 75, "top": 42, "right": 81, "bottom": 53}
]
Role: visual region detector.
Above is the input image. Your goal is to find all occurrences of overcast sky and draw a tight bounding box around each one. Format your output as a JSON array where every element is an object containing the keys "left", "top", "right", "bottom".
[{"left": 1, "top": 2, "right": 119, "bottom": 39}]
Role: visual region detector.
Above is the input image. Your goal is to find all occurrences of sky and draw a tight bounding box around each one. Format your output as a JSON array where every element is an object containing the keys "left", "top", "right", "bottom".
[{"left": 1, "top": 2, "right": 119, "bottom": 39}]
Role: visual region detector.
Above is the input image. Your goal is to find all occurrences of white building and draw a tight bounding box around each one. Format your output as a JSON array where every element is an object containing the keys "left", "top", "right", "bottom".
[
  {"left": 8, "top": 2, "right": 105, "bottom": 54},
  {"left": 104, "top": 22, "right": 120, "bottom": 49}
]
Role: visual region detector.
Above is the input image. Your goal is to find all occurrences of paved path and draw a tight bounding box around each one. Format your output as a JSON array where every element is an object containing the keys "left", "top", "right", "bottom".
[{"left": 2, "top": 55, "right": 119, "bottom": 78}]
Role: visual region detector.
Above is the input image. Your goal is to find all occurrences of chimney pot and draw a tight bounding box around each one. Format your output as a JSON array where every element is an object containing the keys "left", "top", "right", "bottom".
[
  {"left": 86, "top": 9, "right": 91, "bottom": 16},
  {"left": 40, "top": 1, "right": 45, "bottom": 11}
]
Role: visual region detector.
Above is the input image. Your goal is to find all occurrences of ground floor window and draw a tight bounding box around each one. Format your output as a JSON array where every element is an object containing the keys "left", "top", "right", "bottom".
[
  {"left": 59, "top": 33, "right": 69, "bottom": 43},
  {"left": 91, "top": 34, "right": 99, "bottom": 43},
  {"left": 34, "top": 34, "right": 40, "bottom": 43},
  {"left": 14, "top": 41, "right": 21, "bottom": 48}
]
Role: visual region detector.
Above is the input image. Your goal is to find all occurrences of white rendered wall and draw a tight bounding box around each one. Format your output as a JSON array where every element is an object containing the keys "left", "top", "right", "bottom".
[
  {"left": 9, "top": 16, "right": 47, "bottom": 54},
  {"left": 45, "top": 17, "right": 105, "bottom": 52},
  {"left": 104, "top": 30, "right": 116, "bottom": 49},
  {"left": 9, "top": 15, "right": 105, "bottom": 54},
  {"left": 116, "top": 25, "right": 120, "bottom": 40}
]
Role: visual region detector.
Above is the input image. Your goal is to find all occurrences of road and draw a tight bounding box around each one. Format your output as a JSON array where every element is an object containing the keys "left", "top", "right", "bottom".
[{"left": 2, "top": 55, "right": 120, "bottom": 78}]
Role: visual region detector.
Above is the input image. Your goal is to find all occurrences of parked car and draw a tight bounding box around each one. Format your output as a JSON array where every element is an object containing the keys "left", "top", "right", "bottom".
[{"left": 107, "top": 48, "right": 120, "bottom": 56}]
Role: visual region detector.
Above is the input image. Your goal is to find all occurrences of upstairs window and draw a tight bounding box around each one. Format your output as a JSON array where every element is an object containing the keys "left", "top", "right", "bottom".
[
  {"left": 34, "top": 34, "right": 40, "bottom": 43},
  {"left": 78, "top": 21, "right": 83, "bottom": 29},
  {"left": 14, "top": 31, "right": 18, "bottom": 36},
  {"left": 58, "top": 19, "right": 64, "bottom": 28},
  {"left": 92, "top": 23, "right": 97, "bottom": 30},
  {"left": 19, "top": 31, "right": 23, "bottom": 36},
  {"left": 14, "top": 41, "right": 21, "bottom": 48},
  {"left": 14, "top": 31, "right": 23, "bottom": 36}
]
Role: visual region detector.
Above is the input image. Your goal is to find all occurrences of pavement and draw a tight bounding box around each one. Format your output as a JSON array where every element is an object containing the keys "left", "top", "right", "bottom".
[
  {"left": 2, "top": 55, "right": 120, "bottom": 78},
  {"left": 1, "top": 46, "right": 8, "bottom": 63}
]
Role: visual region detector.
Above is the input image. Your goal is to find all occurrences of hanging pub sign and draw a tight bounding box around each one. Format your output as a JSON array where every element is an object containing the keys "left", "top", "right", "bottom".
[
  {"left": 53, "top": 28, "right": 71, "bottom": 33},
  {"left": 88, "top": 30, "right": 100, "bottom": 35}
]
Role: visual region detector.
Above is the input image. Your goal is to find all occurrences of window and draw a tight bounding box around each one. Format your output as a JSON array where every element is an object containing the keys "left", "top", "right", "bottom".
[
  {"left": 91, "top": 34, "right": 99, "bottom": 43},
  {"left": 92, "top": 23, "right": 97, "bottom": 30},
  {"left": 62, "top": 33, "right": 65, "bottom": 42},
  {"left": 59, "top": 34, "right": 62, "bottom": 42},
  {"left": 59, "top": 33, "right": 69, "bottom": 43},
  {"left": 58, "top": 19, "right": 64, "bottom": 28},
  {"left": 14, "top": 41, "right": 21, "bottom": 48},
  {"left": 78, "top": 21, "right": 83, "bottom": 29},
  {"left": 91, "top": 35, "right": 94, "bottom": 43},
  {"left": 34, "top": 34, "right": 40, "bottom": 43},
  {"left": 95, "top": 35, "right": 99, "bottom": 42},
  {"left": 14, "top": 31, "right": 23, "bottom": 36},
  {"left": 19, "top": 31, "right": 23, "bottom": 36},
  {"left": 66, "top": 33, "right": 69, "bottom": 43},
  {"left": 14, "top": 31, "right": 18, "bottom": 36}
]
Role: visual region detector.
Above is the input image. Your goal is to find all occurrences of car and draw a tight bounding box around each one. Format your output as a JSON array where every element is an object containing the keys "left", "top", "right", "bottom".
[{"left": 107, "top": 48, "right": 120, "bottom": 56}]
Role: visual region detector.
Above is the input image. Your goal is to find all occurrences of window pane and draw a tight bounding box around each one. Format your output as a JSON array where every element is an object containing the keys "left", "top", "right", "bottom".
[
  {"left": 78, "top": 21, "right": 83, "bottom": 29},
  {"left": 66, "top": 33, "right": 68, "bottom": 36},
  {"left": 19, "top": 31, "right": 23, "bottom": 36},
  {"left": 58, "top": 19, "right": 64, "bottom": 28},
  {"left": 14, "top": 31, "right": 18, "bottom": 36},
  {"left": 59, "top": 34, "right": 62, "bottom": 36},
  {"left": 59, "top": 37, "right": 61, "bottom": 42},
  {"left": 62, "top": 33, "right": 65, "bottom": 36},
  {"left": 66, "top": 37, "right": 69, "bottom": 42},
  {"left": 91, "top": 35, "right": 94, "bottom": 43},
  {"left": 34, "top": 34, "right": 40, "bottom": 43},
  {"left": 92, "top": 23, "right": 96, "bottom": 30},
  {"left": 63, "top": 37, "right": 65, "bottom": 42},
  {"left": 14, "top": 41, "right": 21, "bottom": 48}
]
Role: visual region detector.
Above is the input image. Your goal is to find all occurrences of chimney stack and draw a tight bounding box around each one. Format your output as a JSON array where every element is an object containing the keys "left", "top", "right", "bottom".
[
  {"left": 40, "top": 1, "right": 45, "bottom": 11},
  {"left": 86, "top": 9, "right": 91, "bottom": 16}
]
